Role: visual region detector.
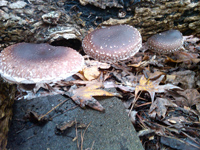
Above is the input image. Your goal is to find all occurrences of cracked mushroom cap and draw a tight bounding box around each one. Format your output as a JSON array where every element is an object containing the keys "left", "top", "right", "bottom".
[
  {"left": 0, "top": 43, "right": 84, "bottom": 84},
  {"left": 82, "top": 25, "right": 142, "bottom": 63},
  {"left": 147, "top": 30, "right": 184, "bottom": 54}
]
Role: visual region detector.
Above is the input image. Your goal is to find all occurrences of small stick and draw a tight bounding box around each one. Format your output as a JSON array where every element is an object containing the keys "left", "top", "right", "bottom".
[
  {"left": 38, "top": 99, "right": 68, "bottom": 121},
  {"left": 80, "top": 121, "right": 92, "bottom": 150}
]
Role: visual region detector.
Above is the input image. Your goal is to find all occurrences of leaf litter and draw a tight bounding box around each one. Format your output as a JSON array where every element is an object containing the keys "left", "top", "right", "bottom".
[{"left": 14, "top": 34, "right": 200, "bottom": 149}]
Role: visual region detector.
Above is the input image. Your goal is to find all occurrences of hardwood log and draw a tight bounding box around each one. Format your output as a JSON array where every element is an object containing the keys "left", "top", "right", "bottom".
[
  {"left": 0, "top": 0, "right": 199, "bottom": 49},
  {"left": 0, "top": 78, "right": 16, "bottom": 150}
]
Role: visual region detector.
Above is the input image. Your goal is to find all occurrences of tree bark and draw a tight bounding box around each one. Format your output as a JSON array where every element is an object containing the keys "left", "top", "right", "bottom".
[
  {"left": 0, "top": 0, "right": 199, "bottom": 49},
  {"left": 99, "top": 0, "right": 200, "bottom": 40},
  {"left": 0, "top": 78, "right": 16, "bottom": 150}
]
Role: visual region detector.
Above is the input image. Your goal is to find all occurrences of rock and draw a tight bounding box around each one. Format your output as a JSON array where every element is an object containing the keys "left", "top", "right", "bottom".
[{"left": 7, "top": 94, "right": 144, "bottom": 150}]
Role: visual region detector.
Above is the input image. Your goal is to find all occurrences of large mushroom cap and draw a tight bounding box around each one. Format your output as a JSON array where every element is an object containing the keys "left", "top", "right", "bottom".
[
  {"left": 0, "top": 43, "right": 84, "bottom": 84},
  {"left": 82, "top": 25, "right": 142, "bottom": 63},
  {"left": 147, "top": 30, "right": 183, "bottom": 54}
]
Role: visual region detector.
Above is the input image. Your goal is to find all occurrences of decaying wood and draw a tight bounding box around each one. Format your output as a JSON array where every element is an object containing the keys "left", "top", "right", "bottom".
[
  {"left": 0, "top": 77, "right": 16, "bottom": 150},
  {"left": 99, "top": 0, "right": 200, "bottom": 40},
  {"left": 79, "top": 0, "right": 124, "bottom": 9},
  {"left": 0, "top": 0, "right": 199, "bottom": 49}
]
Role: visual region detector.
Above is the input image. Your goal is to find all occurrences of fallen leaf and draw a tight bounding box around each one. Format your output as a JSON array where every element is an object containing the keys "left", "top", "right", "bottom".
[
  {"left": 16, "top": 83, "right": 65, "bottom": 100},
  {"left": 129, "top": 55, "right": 164, "bottom": 68},
  {"left": 149, "top": 98, "right": 177, "bottom": 119},
  {"left": 66, "top": 82, "right": 122, "bottom": 111},
  {"left": 137, "top": 128, "right": 155, "bottom": 137},
  {"left": 84, "top": 59, "right": 111, "bottom": 69},
  {"left": 25, "top": 111, "right": 48, "bottom": 124},
  {"left": 197, "top": 103, "right": 200, "bottom": 114},
  {"left": 184, "top": 35, "right": 200, "bottom": 43},
  {"left": 164, "top": 52, "right": 200, "bottom": 64},
  {"left": 167, "top": 116, "right": 187, "bottom": 124},
  {"left": 83, "top": 66, "right": 101, "bottom": 81},
  {"left": 174, "top": 89, "right": 200, "bottom": 108},
  {"left": 171, "top": 70, "right": 196, "bottom": 89},
  {"left": 161, "top": 115, "right": 190, "bottom": 130},
  {"left": 56, "top": 121, "right": 75, "bottom": 132},
  {"left": 104, "top": 81, "right": 135, "bottom": 92},
  {"left": 127, "top": 110, "right": 138, "bottom": 124},
  {"left": 160, "top": 136, "right": 200, "bottom": 150},
  {"left": 164, "top": 56, "right": 184, "bottom": 63},
  {"left": 135, "top": 74, "right": 182, "bottom": 102},
  {"left": 166, "top": 74, "right": 176, "bottom": 83}
]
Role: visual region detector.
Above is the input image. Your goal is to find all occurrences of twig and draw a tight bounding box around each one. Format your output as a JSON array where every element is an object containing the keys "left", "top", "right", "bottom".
[
  {"left": 75, "top": 119, "right": 79, "bottom": 149},
  {"left": 38, "top": 99, "right": 68, "bottom": 121},
  {"left": 181, "top": 131, "right": 200, "bottom": 147},
  {"left": 80, "top": 121, "right": 92, "bottom": 150},
  {"left": 51, "top": 105, "right": 78, "bottom": 119},
  {"left": 15, "top": 124, "right": 35, "bottom": 135},
  {"left": 90, "top": 141, "right": 95, "bottom": 150},
  {"left": 128, "top": 91, "right": 142, "bottom": 116}
]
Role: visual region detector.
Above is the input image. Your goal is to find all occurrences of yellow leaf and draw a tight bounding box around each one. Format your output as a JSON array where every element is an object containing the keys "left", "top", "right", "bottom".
[
  {"left": 68, "top": 82, "right": 122, "bottom": 111},
  {"left": 83, "top": 66, "right": 101, "bottom": 81},
  {"left": 135, "top": 74, "right": 182, "bottom": 102}
]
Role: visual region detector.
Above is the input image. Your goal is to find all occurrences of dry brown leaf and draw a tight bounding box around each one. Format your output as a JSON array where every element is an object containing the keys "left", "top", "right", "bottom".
[
  {"left": 25, "top": 111, "right": 48, "bottom": 124},
  {"left": 164, "top": 52, "right": 200, "bottom": 64},
  {"left": 126, "top": 110, "right": 138, "bottom": 124},
  {"left": 166, "top": 74, "right": 176, "bottom": 83},
  {"left": 135, "top": 74, "right": 182, "bottom": 102},
  {"left": 174, "top": 89, "right": 200, "bottom": 108},
  {"left": 171, "top": 70, "right": 196, "bottom": 89},
  {"left": 56, "top": 121, "right": 75, "bottom": 132},
  {"left": 164, "top": 56, "right": 184, "bottom": 63},
  {"left": 196, "top": 103, "right": 200, "bottom": 114},
  {"left": 67, "top": 82, "right": 122, "bottom": 111},
  {"left": 165, "top": 117, "right": 188, "bottom": 130},
  {"left": 184, "top": 35, "right": 200, "bottom": 43},
  {"left": 104, "top": 81, "right": 135, "bottom": 92},
  {"left": 167, "top": 116, "right": 187, "bottom": 124},
  {"left": 129, "top": 55, "right": 164, "bottom": 68},
  {"left": 83, "top": 66, "right": 101, "bottom": 81},
  {"left": 160, "top": 136, "right": 200, "bottom": 150},
  {"left": 84, "top": 59, "right": 111, "bottom": 69},
  {"left": 149, "top": 98, "right": 177, "bottom": 119}
]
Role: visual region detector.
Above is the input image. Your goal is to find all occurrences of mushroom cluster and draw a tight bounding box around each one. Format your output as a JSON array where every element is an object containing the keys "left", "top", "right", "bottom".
[
  {"left": 147, "top": 30, "right": 184, "bottom": 54},
  {"left": 82, "top": 25, "right": 142, "bottom": 63},
  {"left": 0, "top": 43, "right": 84, "bottom": 88},
  {"left": 0, "top": 26, "right": 185, "bottom": 97}
]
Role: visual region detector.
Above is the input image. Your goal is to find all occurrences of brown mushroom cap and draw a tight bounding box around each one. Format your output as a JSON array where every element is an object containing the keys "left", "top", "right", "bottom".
[
  {"left": 147, "top": 30, "right": 183, "bottom": 54},
  {"left": 0, "top": 43, "right": 84, "bottom": 84},
  {"left": 82, "top": 25, "right": 142, "bottom": 63}
]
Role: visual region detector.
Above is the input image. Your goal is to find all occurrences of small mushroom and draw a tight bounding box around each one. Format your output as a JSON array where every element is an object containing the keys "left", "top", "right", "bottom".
[
  {"left": 82, "top": 25, "right": 142, "bottom": 63},
  {"left": 0, "top": 43, "right": 84, "bottom": 90},
  {"left": 147, "top": 30, "right": 184, "bottom": 54}
]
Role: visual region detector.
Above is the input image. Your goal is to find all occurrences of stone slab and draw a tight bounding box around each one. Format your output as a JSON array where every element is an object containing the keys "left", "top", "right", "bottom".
[{"left": 7, "top": 94, "right": 144, "bottom": 150}]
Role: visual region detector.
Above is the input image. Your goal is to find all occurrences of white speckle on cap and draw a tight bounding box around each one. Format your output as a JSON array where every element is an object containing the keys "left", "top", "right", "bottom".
[
  {"left": 0, "top": 43, "right": 84, "bottom": 84},
  {"left": 147, "top": 30, "right": 183, "bottom": 54},
  {"left": 82, "top": 25, "right": 142, "bottom": 63}
]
